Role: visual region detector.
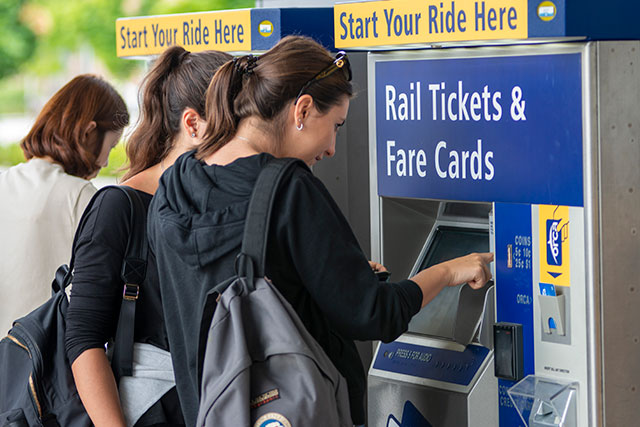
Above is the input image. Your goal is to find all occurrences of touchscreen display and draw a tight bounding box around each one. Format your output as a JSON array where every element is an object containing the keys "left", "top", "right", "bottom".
[{"left": 407, "top": 226, "right": 489, "bottom": 338}]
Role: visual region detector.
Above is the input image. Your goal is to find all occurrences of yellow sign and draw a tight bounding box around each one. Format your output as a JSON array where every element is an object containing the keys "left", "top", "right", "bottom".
[
  {"left": 116, "top": 10, "right": 251, "bottom": 57},
  {"left": 335, "top": 0, "right": 528, "bottom": 48},
  {"left": 539, "top": 205, "right": 570, "bottom": 287}
]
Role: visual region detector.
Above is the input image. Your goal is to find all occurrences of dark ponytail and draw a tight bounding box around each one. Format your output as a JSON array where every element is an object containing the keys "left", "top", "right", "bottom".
[
  {"left": 200, "top": 55, "right": 256, "bottom": 155},
  {"left": 198, "top": 36, "right": 353, "bottom": 159},
  {"left": 123, "top": 46, "right": 232, "bottom": 181}
]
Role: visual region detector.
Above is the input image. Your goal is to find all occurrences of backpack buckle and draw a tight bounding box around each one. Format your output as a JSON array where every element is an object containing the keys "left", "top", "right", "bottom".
[{"left": 123, "top": 284, "right": 139, "bottom": 301}]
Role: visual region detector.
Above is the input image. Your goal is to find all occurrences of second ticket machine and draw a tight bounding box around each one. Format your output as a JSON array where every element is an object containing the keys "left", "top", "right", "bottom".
[{"left": 332, "top": 0, "right": 640, "bottom": 425}]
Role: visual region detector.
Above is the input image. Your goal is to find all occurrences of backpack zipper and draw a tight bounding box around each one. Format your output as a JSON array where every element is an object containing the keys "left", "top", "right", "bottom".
[
  {"left": 29, "top": 374, "right": 43, "bottom": 418},
  {"left": 5, "top": 333, "right": 44, "bottom": 418},
  {"left": 6, "top": 334, "right": 28, "bottom": 353}
]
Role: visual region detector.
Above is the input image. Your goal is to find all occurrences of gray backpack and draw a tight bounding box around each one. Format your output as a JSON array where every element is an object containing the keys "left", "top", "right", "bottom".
[{"left": 196, "top": 158, "right": 352, "bottom": 427}]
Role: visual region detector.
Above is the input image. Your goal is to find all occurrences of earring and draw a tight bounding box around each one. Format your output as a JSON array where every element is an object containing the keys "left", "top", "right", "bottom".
[
  {"left": 191, "top": 132, "right": 196, "bottom": 137},
  {"left": 296, "top": 122, "right": 304, "bottom": 131}
]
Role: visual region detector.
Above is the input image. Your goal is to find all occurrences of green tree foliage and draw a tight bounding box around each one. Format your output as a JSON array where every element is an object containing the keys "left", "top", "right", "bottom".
[
  {"left": 147, "top": 0, "right": 254, "bottom": 16},
  {"left": 19, "top": 0, "right": 255, "bottom": 79},
  {"left": 0, "top": 0, "right": 37, "bottom": 79},
  {"left": 0, "top": 143, "right": 26, "bottom": 167},
  {"left": 25, "top": 0, "right": 139, "bottom": 77}
]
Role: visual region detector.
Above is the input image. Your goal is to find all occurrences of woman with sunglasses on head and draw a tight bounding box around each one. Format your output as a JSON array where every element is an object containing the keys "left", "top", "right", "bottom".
[
  {"left": 63, "top": 47, "right": 231, "bottom": 426},
  {"left": 148, "top": 35, "right": 493, "bottom": 426}
]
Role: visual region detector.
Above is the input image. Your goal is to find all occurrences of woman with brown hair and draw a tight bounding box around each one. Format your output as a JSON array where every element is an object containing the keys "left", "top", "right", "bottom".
[
  {"left": 148, "top": 35, "right": 493, "bottom": 426},
  {"left": 0, "top": 74, "right": 128, "bottom": 334},
  {"left": 64, "top": 47, "right": 231, "bottom": 426}
]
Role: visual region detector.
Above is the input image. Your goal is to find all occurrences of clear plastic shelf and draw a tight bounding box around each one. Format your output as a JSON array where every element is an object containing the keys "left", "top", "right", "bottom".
[{"left": 507, "top": 375, "right": 578, "bottom": 427}]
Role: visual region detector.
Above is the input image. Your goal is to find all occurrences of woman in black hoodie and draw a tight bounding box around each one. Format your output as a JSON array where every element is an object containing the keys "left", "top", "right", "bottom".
[{"left": 148, "top": 35, "right": 493, "bottom": 426}]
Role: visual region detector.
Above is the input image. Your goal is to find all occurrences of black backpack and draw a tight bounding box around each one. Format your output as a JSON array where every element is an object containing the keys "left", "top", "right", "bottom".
[{"left": 0, "top": 186, "right": 147, "bottom": 427}]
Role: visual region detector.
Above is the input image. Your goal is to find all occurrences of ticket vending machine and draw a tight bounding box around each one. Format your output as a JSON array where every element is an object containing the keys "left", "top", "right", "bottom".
[
  {"left": 332, "top": 1, "right": 640, "bottom": 426},
  {"left": 368, "top": 200, "right": 498, "bottom": 426},
  {"left": 365, "top": 42, "right": 640, "bottom": 427}
]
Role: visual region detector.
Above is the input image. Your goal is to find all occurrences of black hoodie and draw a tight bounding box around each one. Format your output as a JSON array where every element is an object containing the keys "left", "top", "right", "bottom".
[{"left": 148, "top": 151, "right": 422, "bottom": 425}]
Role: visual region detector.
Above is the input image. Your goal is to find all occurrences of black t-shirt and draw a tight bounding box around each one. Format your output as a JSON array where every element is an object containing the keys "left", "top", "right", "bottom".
[
  {"left": 149, "top": 153, "right": 423, "bottom": 425},
  {"left": 64, "top": 188, "right": 167, "bottom": 363},
  {"left": 64, "top": 187, "right": 184, "bottom": 425}
]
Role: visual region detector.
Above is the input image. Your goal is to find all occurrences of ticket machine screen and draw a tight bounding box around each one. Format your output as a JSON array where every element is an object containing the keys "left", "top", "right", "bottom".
[{"left": 408, "top": 226, "right": 490, "bottom": 338}]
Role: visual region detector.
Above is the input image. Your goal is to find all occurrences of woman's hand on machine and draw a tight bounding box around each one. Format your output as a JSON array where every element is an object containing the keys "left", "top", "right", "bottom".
[
  {"left": 444, "top": 252, "right": 494, "bottom": 289},
  {"left": 369, "top": 261, "right": 391, "bottom": 281},
  {"left": 411, "top": 252, "right": 493, "bottom": 308},
  {"left": 368, "top": 260, "right": 388, "bottom": 273}
]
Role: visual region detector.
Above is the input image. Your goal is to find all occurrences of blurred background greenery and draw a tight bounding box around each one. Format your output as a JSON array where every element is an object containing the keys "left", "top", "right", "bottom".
[{"left": 0, "top": 0, "right": 254, "bottom": 181}]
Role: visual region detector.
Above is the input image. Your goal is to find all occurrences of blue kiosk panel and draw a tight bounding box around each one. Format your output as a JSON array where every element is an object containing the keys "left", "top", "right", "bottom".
[
  {"left": 374, "top": 341, "right": 490, "bottom": 386},
  {"left": 250, "top": 8, "right": 335, "bottom": 51},
  {"left": 528, "top": 0, "right": 640, "bottom": 40},
  {"left": 375, "top": 52, "right": 583, "bottom": 207}
]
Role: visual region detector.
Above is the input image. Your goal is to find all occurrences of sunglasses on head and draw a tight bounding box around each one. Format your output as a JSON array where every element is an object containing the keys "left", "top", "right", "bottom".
[{"left": 294, "top": 51, "right": 352, "bottom": 105}]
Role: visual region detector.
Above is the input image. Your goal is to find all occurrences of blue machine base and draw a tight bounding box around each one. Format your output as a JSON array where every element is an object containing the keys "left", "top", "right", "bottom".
[{"left": 373, "top": 340, "right": 490, "bottom": 386}]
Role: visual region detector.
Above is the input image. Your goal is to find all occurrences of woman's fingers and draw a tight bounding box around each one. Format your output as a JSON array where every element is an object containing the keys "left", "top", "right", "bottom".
[
  {"left": 450, "top": 252, "right": 494, "bottom": 289},
  {"left": 479, "top": 252, "right": 494, "bottom": 264},
  {"left": 368, "top": 260, "right": 388, "bottom": 272},
  {"left": 468, "top": 260, "right": 493, "bottom": 289}
]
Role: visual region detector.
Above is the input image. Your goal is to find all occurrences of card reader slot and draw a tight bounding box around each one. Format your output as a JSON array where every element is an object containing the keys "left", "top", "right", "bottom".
[{"left": 539, "top": 293, "right": 566, "bottom": 336}]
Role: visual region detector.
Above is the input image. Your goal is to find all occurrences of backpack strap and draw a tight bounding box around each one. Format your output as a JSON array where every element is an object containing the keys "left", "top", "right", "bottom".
[
  {"left": 238, "top": 157, "right": 304, "bottom": 281},
  {"left": 111, "top": 186, "right": 148, "bottom": 380},
  {"left": 56, "top": 185, "right": 147, "bottom": 380},
  {"left": 198, "top": 157, "right": 302, "bottom": 388},
  {"left": 52, "top": 186, "right": 115, "bottom": 293}
]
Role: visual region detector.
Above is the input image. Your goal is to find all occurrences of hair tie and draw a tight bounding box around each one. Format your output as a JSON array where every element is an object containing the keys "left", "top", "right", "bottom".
[
  {"left": 179, "top": 50, "right": 190, "bottom": 64},
  {"left": 244, "top": 55, "right": 258, "bottom": 75},
  {"left": 233, "top": 55, "right": 258, "bottom": 77},
  {"left": 168, "top": 49, "right": 190, "bottom": 73}
]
